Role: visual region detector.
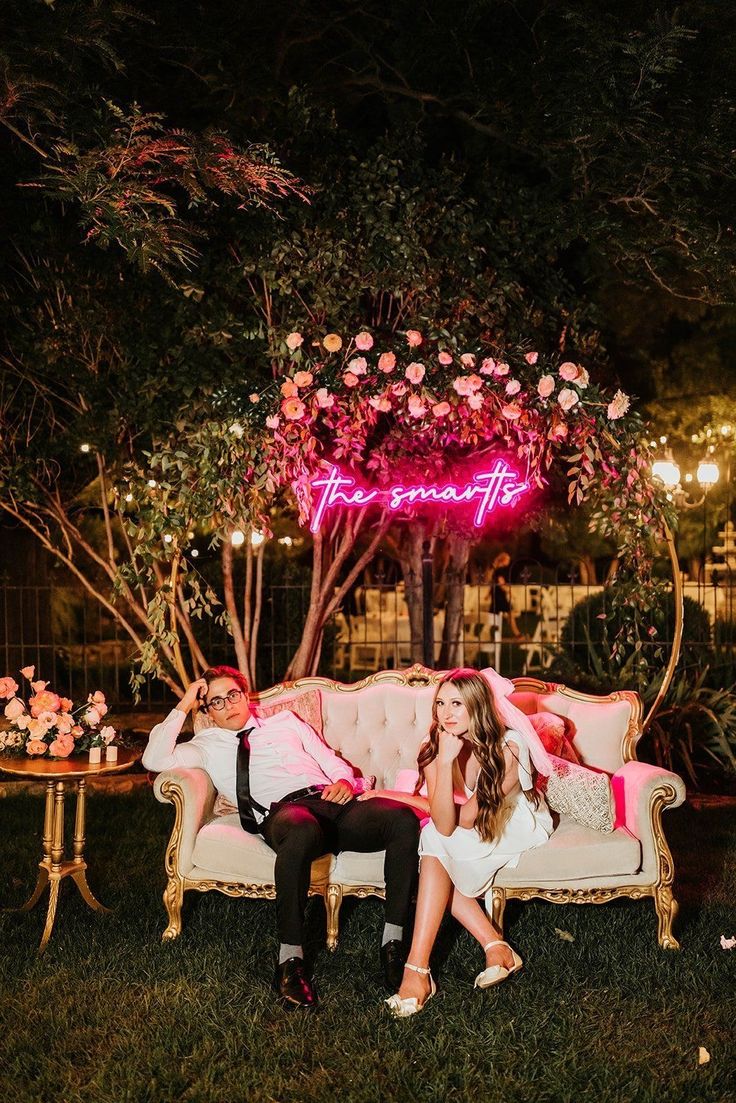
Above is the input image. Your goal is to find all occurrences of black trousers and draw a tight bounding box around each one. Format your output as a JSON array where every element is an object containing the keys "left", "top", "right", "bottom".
[{"left": 260, "top": 797, "right": 420, "bottom": 945}]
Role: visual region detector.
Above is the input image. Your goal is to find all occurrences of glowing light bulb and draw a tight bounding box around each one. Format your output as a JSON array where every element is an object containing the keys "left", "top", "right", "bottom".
[
  {"left": 696, "top": 461, "right": 719, "bottom": 488},
  {"left": 80, "top": 443, "right": 91, "bottom": 453},
  {"left": 251, "top": 531, "right": 265, "bottom": 547},
  {"left": 651, "top": 460, "right": 680, "bottom": 488},
  {"left": 230, "top": 530, "right": 245, "bottom": 547}
]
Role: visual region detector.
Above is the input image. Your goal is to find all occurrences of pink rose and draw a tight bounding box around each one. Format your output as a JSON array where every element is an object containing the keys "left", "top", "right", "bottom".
[
  {"left": 493, "top": 362, "right": 510, "bottom": 378},
  {"left": 407, "top": 395, "right": 427, "bottom": 418},
  {"left": 392, "top": 382, "right": 408, "bottom": 397},
  {"left": 369, "top": 395, "right": 392, "bottom": 412},
  {"left": 405, "top": 362, "right": 426, "bottom": 384},
  {"left": 453, "top": 376, "right": 472, "bottom": 396},
  {"left": 525, "top": 351, "right": 539, "bottom": 365},
  {"left": 405, "top": 330, "right": 423, "bottom": 347},
  {"left": 20, "top": 666, "right": 35, "bottom": 680},
  {"left": 84, "top": 707, "right": 102, "bottom": 726},
  {"left": 378, "top": 352, "right": 396, "bottom": 373},
  {"left": 537, "top": 375, "right": 555, "bottom": 398},
  {"left": 26, "top": 738, "right": 48, "bottom": 757},
  {"left": 460, "top": 353, "right": 476, "bottom": 368},
  {"left": 29, "top": 690, "right": 61, "bottom": 717},
  {"left": 30, "top": 679, "right": 49, "bottom": 693},
  {"left": 56, "top": 713, "right": 74, "bottom": 735},
  {"left": 281, "top": 397, "right": 306, "bottom": 419},
  {"left": 548, "top": 421, "right": 569, "bottom": 442},
  {"left": 280, "top": 380, "right": 298, "bottom": 398},
  {"left": 48, "top": 737, "right": 74, "bottom": 759},
  {"left": 315, "top": 388, "right": 335, "bottom": 409},
  {"left": 4, "top": 697, "right": 25, "bottom": 721},
  {"left": 347, "top": 357, "right": 367, "bottom": 375},
  {"left": 293, "top": 371, "right": 313, "bottom": 388},
  {"left": 0, "top": 677, "right": 19, "bottom": 698},
  {"left": 249, "top": 393, "right": 260, "bottom": 404},
  {"left": 480, "top": 358, "right": 495, "bottom": 375},
  {"left": 99, "top": 725, "right": 116, "bottom": 745},
  {"left": 432, "top": 401, "right": 451, "bottom": 418},
  {"left": 266, "top": 415, "right": 280, "bottom": 430},
  {"left": 559, "top": 362, "right": 588, "bottom": 387},
  {"left": 354, "top": 332, "right": 374, "bottom": 351},
  {"left": 558, "top": 388, "right": 579, "bottom": 411},
  {"left": 91, "top": 691, "right": 106, "bottom": 705},
  {"left": 37, "top": 710, "right": 58, "bottom": 730},
  {"left": 505, "top": 379, "right": 521, "bottom": 396},
  {"left": 342, "top": 372, "right": 360, "bottom": 388},
  {"left": 501, "top": 403, "right": 522, "bottom": 420},
  {"left": 285, "top": 332, "right": 304, "bottom": 351},
  {"left": 607, "top": 390, "right": 630, "bottom": 420},
  {"left": 467, "top": 393, "right": 484, "bottom": 410},
  {"left": 59, "top": 697, "right": 73, "bottom": 713},
  {"left": 438, "top": 351, "right": 453, "bottom": 366}
]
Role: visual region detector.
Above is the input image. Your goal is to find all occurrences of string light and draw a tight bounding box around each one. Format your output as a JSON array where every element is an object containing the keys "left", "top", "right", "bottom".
[
  {"left": 80, "top": 443, "right": 91, "bottom": 453},
  {"left": 251, "top": 531, "right": 265, "bottom": 547},
  {"left": 231, "top": 530, "right": 245, "bottom": 547}
]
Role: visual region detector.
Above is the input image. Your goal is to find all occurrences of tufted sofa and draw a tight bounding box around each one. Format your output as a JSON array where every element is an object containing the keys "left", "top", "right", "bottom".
[{"left": 152, "top": 665, "right": 686, "bottom": 951}]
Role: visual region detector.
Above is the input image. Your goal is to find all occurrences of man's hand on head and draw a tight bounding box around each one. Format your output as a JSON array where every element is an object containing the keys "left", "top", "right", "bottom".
[
  {"left": 321, "top": 780, "right": 355, "bottom": 804},
  {"left": 177, "top": 678, "right": 208, "bottom": 714}
]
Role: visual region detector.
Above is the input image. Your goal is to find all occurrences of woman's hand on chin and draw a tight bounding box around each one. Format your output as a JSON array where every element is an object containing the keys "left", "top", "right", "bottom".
[{"left": 437, "top": 730, "right": 463, "bottom": 766}]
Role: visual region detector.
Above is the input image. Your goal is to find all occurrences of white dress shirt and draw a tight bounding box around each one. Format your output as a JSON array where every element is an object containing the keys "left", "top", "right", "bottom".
[{"left": 142, "top": 708, "right": 355, "bottom": 821}]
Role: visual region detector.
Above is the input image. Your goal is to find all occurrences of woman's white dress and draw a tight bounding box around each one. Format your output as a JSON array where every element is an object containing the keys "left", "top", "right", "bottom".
[{"left": 418, "top": 727, "right": 553, "bottom": 897}]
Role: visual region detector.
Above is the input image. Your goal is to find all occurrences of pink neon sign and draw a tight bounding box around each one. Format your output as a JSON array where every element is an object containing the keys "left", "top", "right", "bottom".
[{"left": 309, "top": 461, "right": 530, "bottom": 533}]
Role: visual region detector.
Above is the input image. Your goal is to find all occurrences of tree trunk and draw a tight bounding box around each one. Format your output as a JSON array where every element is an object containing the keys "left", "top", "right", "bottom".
[
  {"left": 439, "top": 533, "right": 471, "bottom": 668},
  {"left": 397, "top": 522, "right": 430, "bottom": 666}
]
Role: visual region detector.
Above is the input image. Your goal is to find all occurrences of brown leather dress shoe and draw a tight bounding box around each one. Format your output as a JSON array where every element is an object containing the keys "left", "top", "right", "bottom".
[{"left": 273, "top": 957, "right": 318, "bottom": 1009}]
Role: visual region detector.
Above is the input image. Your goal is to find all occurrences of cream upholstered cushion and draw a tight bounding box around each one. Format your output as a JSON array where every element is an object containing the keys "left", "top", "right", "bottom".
[
  {"left": 191, "top": 813, "right": 332, "bottom": 883},
  {"left": 496, "top": 815, "right": 641, "bottom": 884},
  {"left": 545, "top": 755, "right": 615, "bottom": 833},
  {"left": 509, "top": 690, "right": 634, "bottom": 773},
  {"left": 320, "top": 683, "right": 435, "bottom": 788},
  {"left": 331, "top": 849, "right": 386, "bottom": 888}
]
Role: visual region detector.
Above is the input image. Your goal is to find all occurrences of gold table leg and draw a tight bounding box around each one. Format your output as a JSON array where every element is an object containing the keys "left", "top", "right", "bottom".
[{"left": 6, "top": 777, "right": 111, "bottom": 953}]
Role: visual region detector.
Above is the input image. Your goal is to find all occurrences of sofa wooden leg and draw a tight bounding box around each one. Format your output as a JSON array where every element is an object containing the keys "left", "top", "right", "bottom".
[
  {"left": 162, "top": 877, "right": 184, "bottom": 941},
  {"left": 325, "top": 884, "right": 342, "bottom": 951},
  {"left": 654, "top": 885, "right": 680, "bottom": 950},
  {"left": 489, "top": 886, "right": 506, "bottom": 934}
]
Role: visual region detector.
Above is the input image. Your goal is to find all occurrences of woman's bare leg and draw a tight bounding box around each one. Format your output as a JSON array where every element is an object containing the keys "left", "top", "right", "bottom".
[
  {"left": 449, "top": 889, "right": 515, "bottom": 968},
  {"left": 396, "top": 857, "right": 452, "bottom": 1002}
]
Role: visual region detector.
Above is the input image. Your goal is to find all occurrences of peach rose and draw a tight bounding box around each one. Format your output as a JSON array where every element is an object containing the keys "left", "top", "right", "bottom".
[
  {"left": 354, "top": 332, "right": 374, "bottom": 350},
  {"left": 0, "top": 677, "right": 19, "bottom": 698},
  {"left": 285, "top": 332, "right": 304, "bottom": 351},
  {"left": 99, "top": 725, "right": 116, "bottom": 745},
  {"left": 266, "top": 415, "right": 280, "bottom": 430},
  {"left": 20, "top": 666, "right": 35, "bottom": 680},
  {"left": 29, "top": 691, "right": 61, "bottom": 717},
  {"left": 559, "top": 362, "right": 588, "bottom": 387},
  {"left": 36, "top": 710, "right": 58, "bottom": 730},
  {"left": 438, "top": 351, "right": 453, "bottom": 366},
  {"left": 26, "top": 738, "right": 48, "bottom": 756},
  {"left": 14, "top": 712, "right": 30, "bottom": 730},
  {"left": 56, "top": 713, "right": 74, "bottom": 735},
  {"left": 548, "top": 421, "right": 568, "bottom": 442},
  {"left": 48, "top": 737, "right": 74, "bottom": 758},
  {"left": 369, "top": 395, "right": 392, "bottom": 412},
  {"left": 249, "top": 393, "right": 260, "bottom": 404},
  {"left": 347, "top": 357, "right": 367, "bottom": 375},
  {"left": 558, "top": 388, "right": 579, "bottom": 411},
  {"left": 281, "top": 397, "right": 306, "bottom": 420},
  {"left": 467, "top": 393, "right": 484, "bottom": 411},
  {"left": 460, "top": 353, "right": 476, "bottom": 368},
  {"left": 407, "top": 395, "right": 427, "bottom": 418},
  {"left": 493, "top": 362, "right": 510, "bottom": 378},
  {"left": 315, "top": 388, "right": 335, "bottom": 408},
  {"left": 378, "top": 352, "right": 396, "bottom": 373},
  {"left": 59, "top": 697, "right": 73, "bottom": 713},
  {"left": 280, "top": 380, "right": 298, "bottom": 398},
  {"left": 323, "top": 333, "right": 343, "bottom": 352},
  {"left": 505, "top": 379, "right": 521, "bottom": 396},
  {"left": 405, "top": 330, "right": 423, "bottom": 347},
  {"left": 71, "top": 725, "right": 84, "bottom": 738},
  {"left": 525, "top": 351, "right": 539, "bottom": 365},
  {"left": 432, "top": 401, "right": 451, "bottom": 418},
  {"left": 537, "top": 375, "right": 555, "bottom": 399},
  {"left": 501, "top": 403, "right": 522, "bottom": 420},
  {"left": 405, "top": 362, "right": 426, "bottom": 384},
  {"left": 84, "top": 707, "right": 102, "bottom": 726},
  {"left": 392, "top": 382, "right": 408, "bottom": 397},
  {"left": 293, "top": 371, "right": 313, "bottom": 388},
  {"left": 4, "top": 697, "right": 25, "bottom": 721},
  {"left": 30, "top": 679, "right": 49, "bottom": 693},
  {"left": 342, "top": 372, "right": 360, "bottom": 388},
  {"left": 480, "top": 358, "right": 495, "bottom": 375}
]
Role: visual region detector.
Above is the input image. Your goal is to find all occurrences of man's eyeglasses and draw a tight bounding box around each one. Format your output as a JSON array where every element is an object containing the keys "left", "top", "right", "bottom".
[{"left": 205, "top": 689, "right": 244, "bottom": 711}]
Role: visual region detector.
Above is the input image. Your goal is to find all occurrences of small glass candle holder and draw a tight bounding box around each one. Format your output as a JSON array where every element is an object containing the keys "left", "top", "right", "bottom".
[
  {"left": 105, "top": 745, "right": 118, "bottom": 763},
  {"left": 88, "top": 746, "right": 102, "bottom": 764}
]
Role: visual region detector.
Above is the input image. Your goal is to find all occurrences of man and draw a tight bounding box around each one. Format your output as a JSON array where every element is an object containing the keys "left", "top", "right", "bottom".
[{"left": 143, "top": 665, "right": 420, "bottom": 1009}]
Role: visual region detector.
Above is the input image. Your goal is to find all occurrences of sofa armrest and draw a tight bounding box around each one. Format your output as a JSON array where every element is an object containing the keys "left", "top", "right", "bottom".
[
  {"left": 611, "top": 760, "right": 685, "bottom": 886},
  {"left": 152, "top": 767, "right": 217, "bottom": 878}
]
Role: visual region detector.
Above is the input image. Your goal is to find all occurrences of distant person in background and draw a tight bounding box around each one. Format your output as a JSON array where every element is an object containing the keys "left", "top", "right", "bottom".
[{"left": 490, "top": 552, "right": 526, "bottom": 641}]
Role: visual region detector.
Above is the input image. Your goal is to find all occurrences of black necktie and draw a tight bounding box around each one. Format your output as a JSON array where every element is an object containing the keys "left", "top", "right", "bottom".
[{"left": 235, "top": 726, "right": 259, "bottom": 834}]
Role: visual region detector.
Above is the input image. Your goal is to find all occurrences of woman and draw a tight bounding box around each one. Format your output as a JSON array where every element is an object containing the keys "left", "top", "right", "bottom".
[
  {"left": 383, "top": 668, "right": 553, "bottom": 1016},
  {"left": 490, "top": 551, "right": 526, "bottom": 641}
]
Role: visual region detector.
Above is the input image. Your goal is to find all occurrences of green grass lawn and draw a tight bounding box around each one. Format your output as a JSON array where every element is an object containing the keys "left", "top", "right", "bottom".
[{"left": 0, "top": 789, "right": 734, "bottom": 1103}]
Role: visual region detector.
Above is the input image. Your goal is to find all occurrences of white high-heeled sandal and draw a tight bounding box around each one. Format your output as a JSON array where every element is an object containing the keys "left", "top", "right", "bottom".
[
  {"left": 385, "top": 962, "right": 436, "bottom": 1017},
  {"left": 474, "top": 940, "right": 523, "bottom": 989}
]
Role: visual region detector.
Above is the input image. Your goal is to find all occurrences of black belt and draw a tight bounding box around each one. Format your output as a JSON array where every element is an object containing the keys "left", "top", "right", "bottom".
[{"left": 274, "top": 784, "right": 327, "bottom": 806}]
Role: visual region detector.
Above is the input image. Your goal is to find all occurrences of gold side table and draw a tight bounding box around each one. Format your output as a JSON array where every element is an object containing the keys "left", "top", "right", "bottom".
[{"left": 0, "top": 748, "right": 141, "bottom": 952}]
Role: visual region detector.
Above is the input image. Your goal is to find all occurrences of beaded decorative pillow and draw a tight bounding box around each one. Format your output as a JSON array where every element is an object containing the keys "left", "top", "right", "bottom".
[{"left": 543, "top": 754, "right": 615, "bottom": 833}]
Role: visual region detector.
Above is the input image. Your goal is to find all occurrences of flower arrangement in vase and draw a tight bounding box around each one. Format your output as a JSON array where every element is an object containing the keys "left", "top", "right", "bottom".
[{"left": 0, "top": 667, "right": 116, "bottom": 759}]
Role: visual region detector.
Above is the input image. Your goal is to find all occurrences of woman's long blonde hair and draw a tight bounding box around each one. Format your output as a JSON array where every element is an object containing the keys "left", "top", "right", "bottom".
[{"left": 416, "top": 669, "right": 510, "bottom": 843}]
